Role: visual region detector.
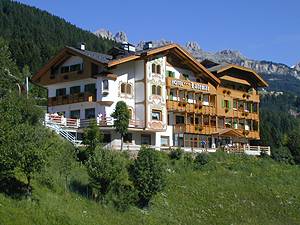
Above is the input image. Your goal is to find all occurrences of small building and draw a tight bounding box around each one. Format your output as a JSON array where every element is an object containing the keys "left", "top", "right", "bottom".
[{"left": 32, "top": 43, "right": 268, "bottom": 151}]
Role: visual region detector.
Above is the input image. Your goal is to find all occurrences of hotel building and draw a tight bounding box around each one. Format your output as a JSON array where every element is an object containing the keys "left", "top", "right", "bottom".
[{"left": 32, "top": 42, "right": 268, "bottom": 151}]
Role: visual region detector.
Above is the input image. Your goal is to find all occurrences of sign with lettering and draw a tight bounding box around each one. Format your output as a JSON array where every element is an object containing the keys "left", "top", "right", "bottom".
[{"left": 171, "top": 79, "right": 209, "bottom": 91}]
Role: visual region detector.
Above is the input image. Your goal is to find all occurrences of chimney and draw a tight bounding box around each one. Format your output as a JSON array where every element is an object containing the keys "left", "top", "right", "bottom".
[
  {"left": 121, "top": 42, "right": 136, "bottom": 53},
  {"left": 78, "top": 42, "right": 86, "bottom": 51},
  {"left": 143, "top": 41, "right": 153, "bottom": 50}
]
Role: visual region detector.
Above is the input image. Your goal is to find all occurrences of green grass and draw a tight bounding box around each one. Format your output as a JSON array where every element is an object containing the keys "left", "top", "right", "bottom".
[{"left": 0, "top": 152, "right": 299, "bottom": 225}]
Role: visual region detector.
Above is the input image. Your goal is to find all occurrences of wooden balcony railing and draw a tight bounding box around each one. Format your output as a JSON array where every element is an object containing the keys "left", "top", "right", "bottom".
[
  {"left": 48, "top": 92, "right": 96, "bottom": 107},
  {"left": 167, "top": 100, "right": 216, "bottom": 115}
]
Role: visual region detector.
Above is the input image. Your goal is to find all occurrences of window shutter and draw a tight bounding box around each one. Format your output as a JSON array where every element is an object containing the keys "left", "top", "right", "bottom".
[
  {"left": 228, "top": 100, "right": 231, "bottom": 109},
  {"left": 222, "top": 100, "right": 225, "bottom": 108}
]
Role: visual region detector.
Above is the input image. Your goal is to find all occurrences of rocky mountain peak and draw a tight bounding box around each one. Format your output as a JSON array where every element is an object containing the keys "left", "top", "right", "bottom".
[
  {"left": 94, "top": 29, "right": 114, "bottom": 40},
  {"left": 114, "top": 31, "right": 128, "bottom": 43},
  {"left": 94, "top": 29, "right": 128, "bottom": 43},
  {"left": 294, "top": 61, "right": 300, "bottom": 72},
  {"left": 186, "top": 41, "right": 201, "bottom": 52},
  {"left": 217, "top": 49, "right": 246, "bottom": 60}
]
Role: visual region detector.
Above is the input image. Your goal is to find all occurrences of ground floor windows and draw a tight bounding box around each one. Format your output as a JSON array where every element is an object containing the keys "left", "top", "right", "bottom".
[
  {"left": 141, "top": 134, "right": 151, "bottom": 145},
  {"left": 70, "top": 110, "right": 80, "bottom": 119},
  {"left": 124, "top": 133, "right": 133, "bottom": 143},
  {"left": 160, "top": 136, "right": 169, "bottom": 147},
  {"left": 85, "top": 108, "right": 95, "bottom": 119},
  {"left": 103, "top": 133, "right": 111, "bottom": 143}
]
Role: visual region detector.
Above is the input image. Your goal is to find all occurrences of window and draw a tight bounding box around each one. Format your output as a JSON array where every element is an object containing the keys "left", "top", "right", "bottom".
[
  {"left": 70, "top": 110, "right": 80, "bottom": 119},
  {"left": 152, "top": 85, "right": 156, "bottom": 95},
  {"left": 157, "top": 86, "right": 162, "bottom": 95},
  {"left": 233, "top": 99, "right": 238, "bottom": 109},
  {"left": 103, "top": 80, "right": 109, "bottom": 90},
  {"left": 60, "top": 66, "right": 69, "bottom": 74},
  {"left": 253, "top": 103, "right": 258, "bottom": 113},
  {"left": 103, "top": 134, "right": 111, "bottom": 143},
  {"left": 152, "top": 64, "right": 156, "bottom": 73},
  {"left": 56, "top": 88, "right": 66, "bottom": 96},
  {"left": 121, "top": 83, "right": 126, "bottom": 93},
  {"left": 126, "top": 84, "right": 132, "bottom": 95},
  {"left": 84, "top": 83, "right": 96, "bottom": 93},
  {"left": 128, "top": 108, "right": 133, "bottom": 119},
  {"left": 175, "top": 115, "right": 184, "bottom": 124},
  {"left": 120, "top": 83, "right": 132, "bottom": 95},
  {"left": 203, "top": 116, "right": 209, "bottom": 126},
  {"left": 152, "top": 110, "right": 162, "bottom": 121},
  {"left": 156, "top": 65, "right": 161, "bottom": 74},
  {"left": 124, "top": 133, "right": 133, "bottom": 143},
  {"left": 160, "top": 136, "right": 169, "bottom": 147},
  {"left": 85, "top": 108, "right": 95, "bottom": 119},
  {"left": 70, "top": 86, "right": 81, "bottom": 95},
  {"left": 141, "top": 134, "right": 151, "bottom": 145},
  {"left": 222, "top": 100, "right": 230, "bottom": 109},
  {"left": 166, "top": 70, "right": 175, "bottom": 77},
  {"left": 70, "top": 64, "right": 81, "bottom": 72},
  {"left": 203, "top": 94, "right": 209, "bottom": 105},
  {"left": 151, "top": 85, "right": 162, "bottom": 96},
  {"left": 183, "top": 74, "right": 189, "bottom": 80}
]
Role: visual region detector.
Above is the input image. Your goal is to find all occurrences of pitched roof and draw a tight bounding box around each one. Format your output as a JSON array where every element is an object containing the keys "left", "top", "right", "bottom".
[
  {"left": 205, "top": 62, "right": 268, "bottom": 87},
  {"left": 66, "top": 46, "right": 112, "bottom": 64},
  {"left": 108, "top": 44, "right": 221, "bottom": 85}
]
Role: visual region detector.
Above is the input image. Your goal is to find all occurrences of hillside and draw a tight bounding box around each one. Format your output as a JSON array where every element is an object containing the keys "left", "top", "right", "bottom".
[
  {"left": 0, "top": 0, "right": 116, "bottom": 73},
  {"left": 0, "top": 150, "right": 299, "bottom": 225}
]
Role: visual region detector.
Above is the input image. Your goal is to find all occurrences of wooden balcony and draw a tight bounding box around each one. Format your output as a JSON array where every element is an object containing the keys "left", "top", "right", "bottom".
[
  {"left": 167, "top": 100, "right": 216, "bottom": 115},
  {"left": 174, "top": 124, "right": 217, "bottom": 134},
  {"left": 218, "top": 87, "right": 260, "bottom": 102},
  {"left": 48, "top": 92, "right": 96, "bottom": 107}
]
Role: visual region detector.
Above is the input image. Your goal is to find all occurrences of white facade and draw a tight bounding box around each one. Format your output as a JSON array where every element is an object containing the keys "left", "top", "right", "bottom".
[{"left": 46, "top": 54, "right": 212, "bottom": 150}]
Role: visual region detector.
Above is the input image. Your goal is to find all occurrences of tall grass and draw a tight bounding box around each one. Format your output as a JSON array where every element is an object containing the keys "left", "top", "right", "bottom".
[{"left": 0, "top": 150, "right": 299, "bottom": 225}]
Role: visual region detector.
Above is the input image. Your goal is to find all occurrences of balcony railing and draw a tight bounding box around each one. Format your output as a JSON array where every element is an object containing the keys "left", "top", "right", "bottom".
[
  {"left": 44, "top": 114, "right": 145, "bottom": 129},
  {"left": 48, "top": 92, "right": 96, "bottom": 107},
  {"left": 167, "top": 100, "right": 216, "bottom": 114}
]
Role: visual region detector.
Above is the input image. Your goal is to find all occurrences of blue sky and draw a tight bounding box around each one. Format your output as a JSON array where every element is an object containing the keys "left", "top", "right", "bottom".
[{"left": 17, "top": 0, "right": 300, "bottom": 66}]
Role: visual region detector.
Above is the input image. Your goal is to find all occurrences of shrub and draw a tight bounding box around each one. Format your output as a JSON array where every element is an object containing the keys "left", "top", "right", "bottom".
[
  {"left": 169, "top": 148, "right": 184, "bottom": 160},
  {"left": 271, "top": 146, "right": 294, "bottom": 164},
  {"left": 86, "top": 148, "right": 128, "bottom": 202},
  {"left": 130, "top": 146, "right": 166, "bottom": 207},
  {"left": 108, "top": 183, "right": 137, "bottom": 212},
  {"left": 194, "top": 152, "right": 209, "bottom": 169}
]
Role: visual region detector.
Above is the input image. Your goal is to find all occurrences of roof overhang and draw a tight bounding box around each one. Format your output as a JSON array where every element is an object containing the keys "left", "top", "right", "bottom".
[
  {"left": 32, "top": 46, "right": 108, "bottom": 83},
  {"left": 108, "top": 44, "right": 220, "bottom": 86},
  {"left": 217, "top": 64, "right": 268, "bottom": 87}
]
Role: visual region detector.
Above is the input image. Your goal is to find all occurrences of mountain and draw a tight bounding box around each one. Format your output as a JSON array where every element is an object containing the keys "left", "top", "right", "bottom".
[
  {"left": 94, "top": 29, "right": 300, "bottom": 94},
  {"left": 94, "top": 29, "right": 128, "bottom": 43},
  {"left": 0, "top": 0, "right": 116, "bottom": 73}
]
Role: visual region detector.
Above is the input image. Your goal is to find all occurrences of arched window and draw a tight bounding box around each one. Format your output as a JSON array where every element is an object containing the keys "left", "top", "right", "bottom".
[
  {"left": 121, "top": 83, "right": 126, "bottom": 93},
  {"left": 152, "top": 85, "right": 156, "bottom": 95},
  {"left": 152, "top": 64, "right": 156, "bottom": 73},
  {"left": 126, "top": 84, "right": 132, "bottom": 95},
  {"left": 156, "top": 65, "right": 161, "bottom": 74},
  {"left": 157, "top": 86, "right": 162, "bottom": 96},
  {"left": 128, "top": 108, "right": 133, "bottom": 119}
]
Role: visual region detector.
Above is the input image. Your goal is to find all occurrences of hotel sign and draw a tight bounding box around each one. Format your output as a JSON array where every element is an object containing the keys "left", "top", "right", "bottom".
[{"left": 171, "top": 79, "right": 209, "bottom": 92}]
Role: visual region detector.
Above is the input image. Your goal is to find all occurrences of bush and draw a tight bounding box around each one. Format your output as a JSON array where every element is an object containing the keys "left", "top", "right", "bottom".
[
  {"left": 194, "top": 153, "right": 209, "bottom": 169},
  {"left": 108, "top": 183, "right": 137, "bottom": 212},
  {"left": 169, "top": 148, "right": 184, "bottom": 160},
  {"left": 130, "top": 146, "right": 166, "bottom": 207},
  {"left": 86, "top": 148, "right": 129, "bottom": 202},
  {"left": 271, "top": 146, "right": 294, "bottom": 164}
]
